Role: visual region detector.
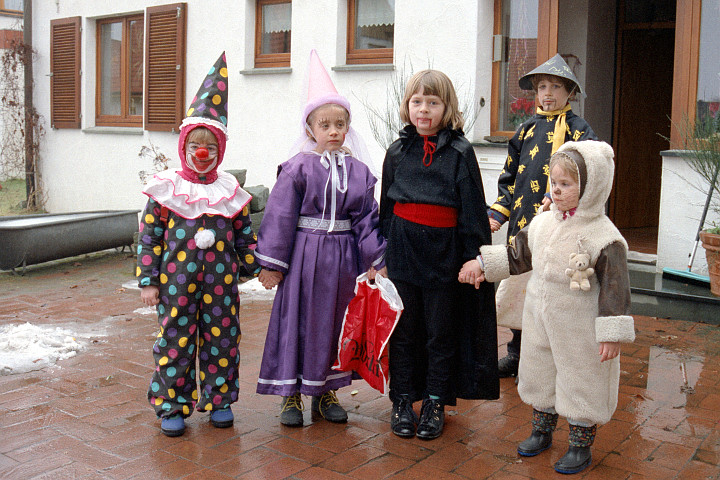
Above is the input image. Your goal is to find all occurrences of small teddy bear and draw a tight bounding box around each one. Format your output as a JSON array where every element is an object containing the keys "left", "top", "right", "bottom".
[{"left": 565, "top": 252, "right": 594, "bottom": 291}]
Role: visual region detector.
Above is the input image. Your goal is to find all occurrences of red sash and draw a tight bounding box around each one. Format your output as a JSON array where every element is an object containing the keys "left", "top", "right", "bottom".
[{"left": 393, "top": 202, "right": 458, "bottom": 228}]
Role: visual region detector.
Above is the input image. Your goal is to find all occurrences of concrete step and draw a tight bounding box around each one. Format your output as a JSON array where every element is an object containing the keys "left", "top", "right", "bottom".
[{"left": 628, "top": 259, "right": 720, "bottom": 325}]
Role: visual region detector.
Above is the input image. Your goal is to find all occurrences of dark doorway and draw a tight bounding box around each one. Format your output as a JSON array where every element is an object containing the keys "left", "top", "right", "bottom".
[{"left": 610, "top": 0, "right": 676, "bottom": 250}]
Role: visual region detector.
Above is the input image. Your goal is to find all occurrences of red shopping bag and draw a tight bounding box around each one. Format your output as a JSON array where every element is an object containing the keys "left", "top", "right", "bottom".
[{"left": 332, "top": 273, "right": 403, "bottom": 394}]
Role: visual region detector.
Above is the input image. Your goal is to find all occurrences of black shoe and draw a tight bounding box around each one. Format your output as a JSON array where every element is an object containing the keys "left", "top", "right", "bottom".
[
  {"left": 312, "top": 391, "right": 348, "bottom": 423},
  {"left": 517, "top": 429, "right": 552, "bottom": 456},
  {"left": 391, "top": 395, "right": 418, "bottom": 438},
  {"left": 416, "top": 398, "right": 444, "bottom": 440},
  {"left": 498, "top": 354, "right": 519, "bottom": 378},
  {"left": 554, "top": 446, "right": 592, "bottom": 474},
  {"left": 280, "top": 393, "right": 304, "bottom": 427}
]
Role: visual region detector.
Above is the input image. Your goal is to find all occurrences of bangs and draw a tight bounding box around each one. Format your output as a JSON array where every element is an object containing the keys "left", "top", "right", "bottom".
[{"left": 186, "top": 127, "right": 218, "bottom": 145}]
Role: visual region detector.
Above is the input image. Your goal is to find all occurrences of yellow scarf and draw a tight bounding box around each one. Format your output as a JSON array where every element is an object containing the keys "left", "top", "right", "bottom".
[{"left": 537, "top": 104, "right": 572, "bottom": 193}]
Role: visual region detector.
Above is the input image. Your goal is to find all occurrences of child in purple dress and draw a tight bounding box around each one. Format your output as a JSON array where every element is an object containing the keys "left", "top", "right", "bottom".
[{"left": 255, "top": 50, "right": 386, "bottom": 427}]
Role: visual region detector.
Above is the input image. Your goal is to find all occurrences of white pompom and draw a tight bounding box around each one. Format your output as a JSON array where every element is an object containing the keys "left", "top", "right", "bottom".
[{"left": 194, "top": 229, "right": 216, "bottom": 249}]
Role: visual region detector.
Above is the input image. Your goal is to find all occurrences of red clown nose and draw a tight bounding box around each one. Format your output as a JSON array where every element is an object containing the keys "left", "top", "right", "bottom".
[{"left": 194, "top": 147, "right": 209, "bottom": 160}]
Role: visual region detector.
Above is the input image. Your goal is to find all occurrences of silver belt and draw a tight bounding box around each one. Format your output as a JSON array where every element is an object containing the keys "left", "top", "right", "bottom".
[{"left": 297, "top": 216, "right": 351, "bottom": 232}]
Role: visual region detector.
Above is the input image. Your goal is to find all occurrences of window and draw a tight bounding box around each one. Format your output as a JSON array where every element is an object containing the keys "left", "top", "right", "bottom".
[
  {"left": 255, "top": 0, "right": 291, "bottom": 68},
  {"left": 491, "top": 0, "right": 539, "bottom": 136},
  {"left": 50, "top": 17, "right": 81, "bottom": 129},
  {"left": 96, "top": 15, "right": 144, "bottom": 126},
  {"left": 347, "top": 0, "right": 394, "bottom": 64},
  {"left": 0, "top": 0, "right": 22, "bottom": 15},
  {"left": 50, "top": 4, "right": 186, "bottom": 131},
  {"left": 695, "top": 0, "right": 719, "bottom": 131}
]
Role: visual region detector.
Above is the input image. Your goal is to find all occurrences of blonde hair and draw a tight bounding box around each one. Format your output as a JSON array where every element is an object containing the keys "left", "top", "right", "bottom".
[
  {"left": 549, "top": 152, "right": 579, "bottom": 183},
  {"left": 186, "top": 126, "right": 218, "bottom": 145},
  {"left": 530, "top": 74, "right": 578, "bottom": 101},
  {"left": 400, "top": 70, "right": 464, "bottom": 131}
]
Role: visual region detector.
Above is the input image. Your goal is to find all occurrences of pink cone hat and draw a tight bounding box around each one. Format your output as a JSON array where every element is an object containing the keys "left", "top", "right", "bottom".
[{"left": 302, "top": 49, "right": 351, "bottom": 124}]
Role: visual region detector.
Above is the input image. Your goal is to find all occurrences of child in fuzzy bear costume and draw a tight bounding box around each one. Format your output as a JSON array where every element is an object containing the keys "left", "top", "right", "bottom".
[
  {"left": 137, "top": 53, "right": 260, "bottom": 437},
  {"left": 459, "top": 140, "right": 634, "bottom": 474}
]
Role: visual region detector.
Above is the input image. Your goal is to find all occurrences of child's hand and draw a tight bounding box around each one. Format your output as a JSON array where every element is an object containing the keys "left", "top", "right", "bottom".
[
  {"left": 367, "top": 266, "right": 388, "bottom": 281},
  {"left": 541, "top": 196, "right": 552, "bottom": 211},
  {"left": 459, "top": 259, "right": 485, "bottom": 288},
  {"left": 599, "top": 342, "right": 620, "bottom": 362},
  {"left": 259, "top": 268, "right": 283, "bottom": 289},
  {"left": 488, "top": 217, "right": 501, "bottom": 232},
  {"left": 141, "top": 286, "right": 160, "bottom": 307}
]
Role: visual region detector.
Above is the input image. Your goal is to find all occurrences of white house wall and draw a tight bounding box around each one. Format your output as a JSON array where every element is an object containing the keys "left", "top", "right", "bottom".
[{"left": 32, "top": 0, "right": 501, "bottom": 215}]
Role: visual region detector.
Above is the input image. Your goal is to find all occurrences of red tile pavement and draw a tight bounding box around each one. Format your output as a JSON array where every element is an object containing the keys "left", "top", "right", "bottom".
[{"left": 0, "top": 251, "right": 719, "bottom": 479}]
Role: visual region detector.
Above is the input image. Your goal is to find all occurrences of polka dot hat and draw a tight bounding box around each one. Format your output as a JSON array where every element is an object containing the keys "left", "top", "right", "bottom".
[{"left": 181, "top": 52, "right": 229, "bottom": 134}]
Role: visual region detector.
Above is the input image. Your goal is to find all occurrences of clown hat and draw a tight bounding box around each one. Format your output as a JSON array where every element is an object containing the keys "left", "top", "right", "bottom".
[
  {"left": 302, "top": 49, "right": 351, "bottom": 124},
  {"left": 182, "top": 52, "right": 229, "bottom": 134},
  {"left": 519, "top": 53, "right": 584, "bottom": 96}
]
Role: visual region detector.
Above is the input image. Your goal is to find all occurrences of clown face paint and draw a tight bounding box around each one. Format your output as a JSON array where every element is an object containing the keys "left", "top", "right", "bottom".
[
  {"left": 408, "top": 87, "right": 445, "bottom": 135},
  {"left": 186, "top": 141, "right": 219, "bottom": 174}
]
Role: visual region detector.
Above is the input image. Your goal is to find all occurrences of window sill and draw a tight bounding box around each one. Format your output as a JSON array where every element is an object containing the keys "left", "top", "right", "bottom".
[
  {"left": 239, "top": 67, "right": 292, "bottom": 75},
  {"left": 332, "top": 64, "right": 395, "bottom": 72},
  {"left": 471, "top": 141, "right": 509, "bottom": 149},
  {"left": 83, "top": 127, "right": 144, "bottom": 135}
]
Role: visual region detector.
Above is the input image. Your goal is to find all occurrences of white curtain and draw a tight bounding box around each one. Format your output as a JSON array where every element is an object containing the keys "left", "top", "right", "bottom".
[
  {"left": 263, "top": 3, "right": 291, "bottom": 33},
  {"left": 356, "top": 0, "right": 394, "bottom": 28}
]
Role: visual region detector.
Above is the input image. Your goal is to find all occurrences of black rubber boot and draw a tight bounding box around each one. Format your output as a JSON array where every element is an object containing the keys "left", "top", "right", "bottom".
[
  {"left": 416, "top": 398, "right": 444, "bottom": 440},
  {"left": 390, "top": 395, "right": 418, "bottom": 438},
  {"left": 553, "top": 424, "right": 596, "bottom": 474},
  {"left": 517, "top": 430, "right": 553, "bottom": 456},
  {"left": 517, "top": 409, "right": 559, "bottom": 456},
  {"left": 498, "top": 354, "right": 519, "bottom": 378}
]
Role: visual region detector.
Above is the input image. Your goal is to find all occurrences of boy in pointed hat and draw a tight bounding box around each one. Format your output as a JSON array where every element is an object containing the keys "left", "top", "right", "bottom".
[
  {"left": 254, "top": 49, "right": 386, "bottom": 427},
  {"left": 488, "top": 54, "right": 598, "bottom": 379},
  {"left": 137, "top": 52, "right": 261, "bottom": 437}
]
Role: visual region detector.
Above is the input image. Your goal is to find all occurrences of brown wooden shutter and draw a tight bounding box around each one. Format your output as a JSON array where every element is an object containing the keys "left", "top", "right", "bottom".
[
  {"left": 145, "top": 3, "right": 186, "bottom": 132},
  {"left": 50, "top": 17, "right": 81, "bottom": 129}
]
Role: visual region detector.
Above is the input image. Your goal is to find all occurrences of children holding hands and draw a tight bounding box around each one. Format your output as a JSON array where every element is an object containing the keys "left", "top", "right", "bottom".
[
  {"left": 460, "top": 140, "right": 634, "bottom": 474},
  {"left": 255, "top": 50, "right": 386, "bottom": 427},
  {"left": 380, "top": 70, "right": 498, "bottom": 440}
]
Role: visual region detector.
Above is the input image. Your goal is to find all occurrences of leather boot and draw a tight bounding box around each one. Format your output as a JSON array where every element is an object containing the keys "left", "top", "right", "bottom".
[
  {"left": 312, "top": 390, "right": 348, "bottom": 423},
  {"left": 498, "top": 354, "right": 519, "bottom": 377},
  {"left": 517, "top": 409, "right": 559, "bottom": 456},
  {"left": 280, "top": 393, "right": 304, "bottom": 427},
  {"left": 554, "top": 424, "right": 596, "bottom": 474},
  {"left": 416, "top": 398, "right": 444, "bottom": 440},
  {"left": 390, "top": 394, "right": 417, "bottom": 438}
]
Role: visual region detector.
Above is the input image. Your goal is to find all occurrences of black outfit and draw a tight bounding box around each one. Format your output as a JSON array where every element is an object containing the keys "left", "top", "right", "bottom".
[{"left": 380, "top": 125, "right": 499, "bottom": 406}]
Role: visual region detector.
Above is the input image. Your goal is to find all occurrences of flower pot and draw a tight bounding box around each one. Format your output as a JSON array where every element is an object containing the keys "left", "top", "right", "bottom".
[{"left": 699, "top": 230, "right": 720, "bottom": 296}]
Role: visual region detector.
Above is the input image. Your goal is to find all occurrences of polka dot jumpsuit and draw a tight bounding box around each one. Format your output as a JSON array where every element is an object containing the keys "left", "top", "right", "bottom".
[{"left": 137, "top": 200, "right": 260, "bottom": 418}]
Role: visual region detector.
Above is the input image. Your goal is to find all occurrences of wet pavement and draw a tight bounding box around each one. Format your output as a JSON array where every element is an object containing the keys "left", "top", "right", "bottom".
[{"left": 0, "top": 250, "right": 718, "bottom": 479}]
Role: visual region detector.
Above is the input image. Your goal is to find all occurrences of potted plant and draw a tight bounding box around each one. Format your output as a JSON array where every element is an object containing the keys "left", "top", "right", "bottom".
[{"left": 677, "top": 108, "right": 720, "bottom": 295}]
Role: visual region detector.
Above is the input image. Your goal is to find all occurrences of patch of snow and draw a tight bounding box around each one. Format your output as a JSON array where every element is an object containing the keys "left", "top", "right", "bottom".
[
  {"left": 134, "top": 306, "right": 157, "bottom": 316},
  {"left": 0, "top": 323, "right": 85, "bottom": 376},
  {"left": 238, "top": 277, "right": 276, "bottom": 302}
]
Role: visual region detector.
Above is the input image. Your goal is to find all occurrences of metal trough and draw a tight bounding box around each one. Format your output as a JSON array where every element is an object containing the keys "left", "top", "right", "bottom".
[{"left": 0, "top": 210, "right": 139, "bottom": 272}]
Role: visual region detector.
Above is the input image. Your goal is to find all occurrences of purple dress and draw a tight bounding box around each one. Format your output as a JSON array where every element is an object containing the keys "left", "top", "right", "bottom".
[{"left": 255, "top": 151, "right": 386, "bottom": 396}]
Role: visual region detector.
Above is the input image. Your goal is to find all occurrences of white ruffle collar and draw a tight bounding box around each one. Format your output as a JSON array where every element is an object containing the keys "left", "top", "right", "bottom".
[{"left": 143, "top": 169, "right": 252, "bottom": 219}]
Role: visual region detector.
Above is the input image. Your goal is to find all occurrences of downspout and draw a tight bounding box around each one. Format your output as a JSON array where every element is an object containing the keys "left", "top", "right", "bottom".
[{"left": 24, "top": 0, "right": 35, "bottom": 209}]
